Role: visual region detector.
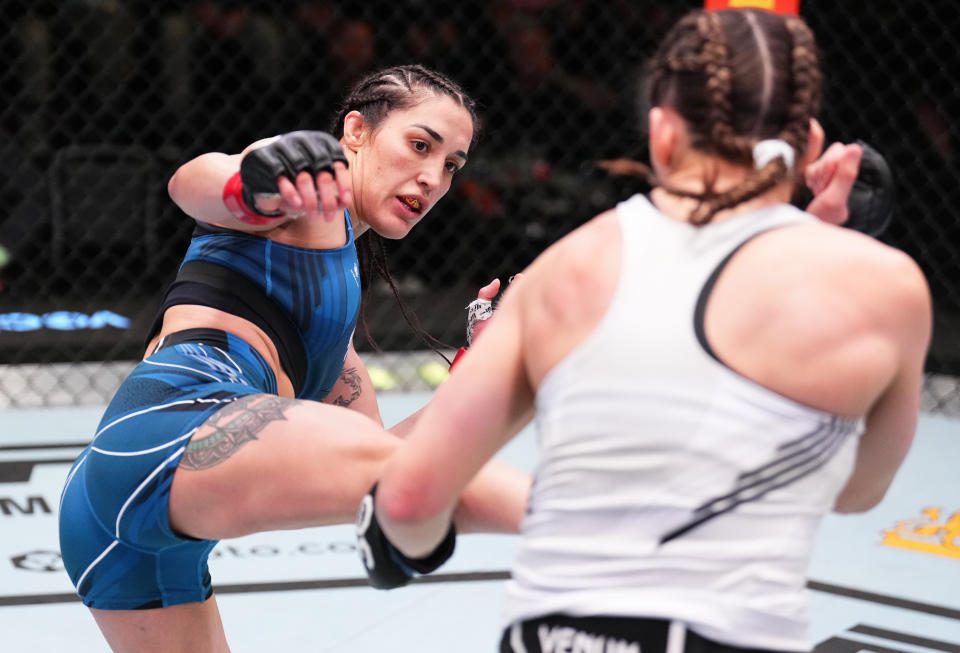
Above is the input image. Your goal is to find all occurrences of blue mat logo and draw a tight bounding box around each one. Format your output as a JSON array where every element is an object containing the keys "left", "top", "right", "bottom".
[{"left": 0, "top": 310, "right": 130, "bottom": 332}]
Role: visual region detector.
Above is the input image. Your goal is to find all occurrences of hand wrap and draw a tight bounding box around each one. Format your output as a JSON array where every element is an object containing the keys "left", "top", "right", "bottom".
[
  {"left": 226, "top": 131, "right": 348, "bottom": 221},
  {"left": 465, "top": 297, "right": 494, "bottom": 346},
  {"left": 844, "top": 140, "right": 895, "bottom": 237},
  {"left": 449, "top": 297, "right": 495, "bottom": 370},
  {"left": 356, "top": 484, "right": 456, "bottom": 590}
]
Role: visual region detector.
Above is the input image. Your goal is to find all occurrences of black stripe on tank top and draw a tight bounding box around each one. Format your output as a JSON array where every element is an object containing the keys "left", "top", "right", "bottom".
[
  {"left": 659, "top": 416, "right": 856, "bottom": 545},
  {"left": 738, "top": 415, "right": 860, "bottom": 484}
]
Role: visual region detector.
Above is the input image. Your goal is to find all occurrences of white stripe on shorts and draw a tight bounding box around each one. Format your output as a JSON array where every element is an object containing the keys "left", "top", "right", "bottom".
[
  {"left": 94, "top": 396, "right": 228, "bottom": 439},
  {"left": 509, "top": 623, "right": 528, "bottom": 653},
  {"left": 666, "top": 621, "right": 687, "bottom": 653},
  {"left": 75, "top": 540, "right": 119, "bottom": 593},
  {"left": 115, "top": 445, "right": 187, "bottom": 538}
]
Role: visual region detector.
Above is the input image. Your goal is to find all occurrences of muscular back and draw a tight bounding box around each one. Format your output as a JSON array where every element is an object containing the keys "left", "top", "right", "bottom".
[
  {"left": 516, "top": 197, "right": 931, "bottom": 514},
  {"left": 703, "top": 222, "right": 927, "bottom": 417},
  {"left": 521, "top": 206, "right": 928, "bottom": 419}
]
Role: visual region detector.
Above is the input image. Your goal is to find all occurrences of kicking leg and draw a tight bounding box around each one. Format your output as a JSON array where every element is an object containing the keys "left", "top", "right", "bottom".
[{"left": 167, "top": 394, "right": 529, "bottom": 539}]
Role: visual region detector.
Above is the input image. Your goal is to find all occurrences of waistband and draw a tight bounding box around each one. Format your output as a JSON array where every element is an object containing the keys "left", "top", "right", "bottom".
[
  {"left": 150, "top": 328, "right": 278, "bottom": 394},
  {"left": 146, "top": 260, "right": 307, "bottom": 395},
  {"left": 152, "top": 328, "right": 232, "bottom": 354},
  {"left": 502, "top": 614, "right": 788, "bottom": 653}
]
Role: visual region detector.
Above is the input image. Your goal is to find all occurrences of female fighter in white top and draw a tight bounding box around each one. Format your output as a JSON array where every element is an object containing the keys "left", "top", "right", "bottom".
[{"left": 356, "top": 9, "right": 932, "bottom": 653}]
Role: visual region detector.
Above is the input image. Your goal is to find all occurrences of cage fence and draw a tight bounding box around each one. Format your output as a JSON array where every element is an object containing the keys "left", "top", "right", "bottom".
[{"left": 0, "top": 0, "right": 957, "bottom": 412}]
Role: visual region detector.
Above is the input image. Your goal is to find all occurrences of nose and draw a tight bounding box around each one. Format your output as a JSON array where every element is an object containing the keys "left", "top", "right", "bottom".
[{"left": 417, "top": 163, "right": 444, "bottom": 195}]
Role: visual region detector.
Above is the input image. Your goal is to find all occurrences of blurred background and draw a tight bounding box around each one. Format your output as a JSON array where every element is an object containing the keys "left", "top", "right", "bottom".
[{"left": 0, "top": 0, "right": 957, "bottom": 411}]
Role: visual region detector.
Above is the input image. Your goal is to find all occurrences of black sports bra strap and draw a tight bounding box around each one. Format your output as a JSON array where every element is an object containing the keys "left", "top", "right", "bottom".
[
  {"left": 693, "top": 228, "right": 777, "bottom": 366},
  {"left": 146, "top": 260, "right": 307, "bottom": 394}
]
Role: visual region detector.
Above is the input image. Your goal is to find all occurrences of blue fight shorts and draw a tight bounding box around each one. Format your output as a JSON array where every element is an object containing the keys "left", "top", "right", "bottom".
[{"left": 58, "top": 328, "right": 278, "bottom": 610}]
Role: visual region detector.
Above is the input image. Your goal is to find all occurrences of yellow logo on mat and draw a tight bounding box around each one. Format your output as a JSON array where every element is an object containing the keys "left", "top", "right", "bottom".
[{"left": 882, "top": 508, "right": 960, "bottom": 559}]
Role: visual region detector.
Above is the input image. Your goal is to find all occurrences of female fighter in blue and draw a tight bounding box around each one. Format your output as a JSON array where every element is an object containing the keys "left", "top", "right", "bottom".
[{"left": 58, "top": 64, "right": 531, "bottom": 652}]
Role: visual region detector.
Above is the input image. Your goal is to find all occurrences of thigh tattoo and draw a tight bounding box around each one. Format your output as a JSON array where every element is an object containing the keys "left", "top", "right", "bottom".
[{"left": 180, "top": 395, "right": 295, "bottom": 470}]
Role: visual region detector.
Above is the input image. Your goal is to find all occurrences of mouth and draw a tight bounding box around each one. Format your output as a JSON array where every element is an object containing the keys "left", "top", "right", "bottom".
[{"left": 396, "top": 195, "right": 425, "bottom": 219}]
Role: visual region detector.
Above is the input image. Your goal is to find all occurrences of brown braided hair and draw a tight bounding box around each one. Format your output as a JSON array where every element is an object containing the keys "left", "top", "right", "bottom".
[
  {"left": 328, "top": 64, "right": 481, "bottom": 356},
  {"left": 602, "top": 9, "right": 822, "bottom": 225}
]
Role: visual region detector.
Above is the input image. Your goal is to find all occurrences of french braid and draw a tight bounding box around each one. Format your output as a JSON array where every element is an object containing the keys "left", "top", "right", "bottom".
[{"left": 606, "top": 10, "right": 822, "bottom": 225}]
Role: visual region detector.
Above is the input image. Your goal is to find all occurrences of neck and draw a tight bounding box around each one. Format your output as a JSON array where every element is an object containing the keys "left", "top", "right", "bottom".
[
  {"left": 344, "top": 147, "right": 370, "bottom": 239},
  {"left": 347, "top": 206, "right": 369, "bottom": 239},
  {"left": 652, "top": 154, "right": 795, "bottom": 223}
]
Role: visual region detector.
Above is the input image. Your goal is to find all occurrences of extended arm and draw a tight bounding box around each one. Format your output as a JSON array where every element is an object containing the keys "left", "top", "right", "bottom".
[
  {"left": 375, "top": 283, "right": 535, "bottom": 553},
  {"left": 833, "top": 253, "right": 933, "bottom": 512},
  {"left": 389, "top": 277, "right": 504, "bottom": 437},
  {"left": 168, "top": 150, "right": 252, "bottom": 229},
  {"left": 167, "top": 132, "right": 351, "bottom": 231}
]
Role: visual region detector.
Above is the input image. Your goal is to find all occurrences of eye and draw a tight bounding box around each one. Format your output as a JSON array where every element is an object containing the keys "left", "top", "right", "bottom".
[
  {"left": 411, "top": 140, "right": 428, "bottom": 153},
  {"left": 445, "top": 161, "right": 462, "bottom": 174}
]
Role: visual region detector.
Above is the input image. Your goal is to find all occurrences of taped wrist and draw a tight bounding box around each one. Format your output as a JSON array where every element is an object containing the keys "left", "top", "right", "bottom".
[
  {"left": 356, "top": 484, "right": 456, "bottom": 590},
  {"left": 449, "top": 346, "right": 468, "bottom": 371},
  {"left": 222, "top": 171, "right": 285, "bottom": 225},
  {"left": 465, "top": 297, "right": 494, "bottom": 345},
  {"left": 450, "top": 296, "right": 496, "bottom": 370}
]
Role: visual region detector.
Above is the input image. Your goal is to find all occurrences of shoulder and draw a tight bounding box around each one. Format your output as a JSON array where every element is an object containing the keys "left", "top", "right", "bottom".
[
  {"left": 538, "top": 209, "right": 620, "bottom": 271},
  {"left": 518, "top": 210, "right": 622, "bottom": 327},
  {"left": 775, "top": 223, "right": 929, "bottom": 317},
  {"left": 708, "top": 220, "right": 930, "bottom": 413},
  {"left": 741, "top": 221, "right": 931, "bottom": 350},
  {"left": 502, "top": 210, "right": 623, "bottom": 386}
]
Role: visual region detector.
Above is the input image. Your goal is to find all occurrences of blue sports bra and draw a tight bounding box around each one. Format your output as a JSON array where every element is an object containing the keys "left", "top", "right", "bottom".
[{"left": 147, "top": 215, "right": 362, "bottom": 400}]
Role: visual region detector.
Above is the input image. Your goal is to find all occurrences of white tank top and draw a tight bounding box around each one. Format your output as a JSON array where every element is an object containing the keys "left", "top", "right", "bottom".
[{"left": 503, "top": 195, "right": 863, "bottom": 652}]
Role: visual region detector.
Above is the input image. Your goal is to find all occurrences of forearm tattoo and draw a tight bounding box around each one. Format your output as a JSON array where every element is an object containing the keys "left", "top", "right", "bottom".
[
  {"left": 331, "top": 367, "right": 363, "bottom": 407},
  {"left": 180, "top": 395, "right": 294, "bottom": 470}
]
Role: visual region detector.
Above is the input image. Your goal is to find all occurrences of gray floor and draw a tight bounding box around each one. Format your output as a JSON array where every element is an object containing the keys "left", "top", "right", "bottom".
[{"left": 1, "top": 394, "right": 958, "bottom": 652}]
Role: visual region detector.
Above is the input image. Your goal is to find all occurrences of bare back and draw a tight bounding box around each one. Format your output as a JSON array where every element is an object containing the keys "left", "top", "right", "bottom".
[{"left": 521, "top": 204, "right": 927, "bottom": 414}]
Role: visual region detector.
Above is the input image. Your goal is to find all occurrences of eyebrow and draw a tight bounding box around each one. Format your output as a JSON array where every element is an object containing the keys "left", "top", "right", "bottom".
[{"left": 412, "top": 123, "right": 468, "bottom": 161}]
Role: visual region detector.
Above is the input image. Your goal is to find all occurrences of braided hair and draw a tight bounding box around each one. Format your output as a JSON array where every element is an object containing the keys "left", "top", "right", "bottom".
[
  {"left": 622, "top": 9, "right": 822, "bottom": 225},
  {"left": 329, "top": 65, "right": 480, "bottom": 356}
]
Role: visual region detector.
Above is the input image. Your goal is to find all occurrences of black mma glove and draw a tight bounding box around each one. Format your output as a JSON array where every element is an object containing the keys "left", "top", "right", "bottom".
[
  {"left": 240, "top": 131, "right": 348, "bottom": 217},
  {"left": 792, "top": 139, "right": 895, "bottom": 238},
  {"left": 356, "top": 483, "right": 457, "bottom": 590},
  {"left": 844, "top": 140, "right": 895, "bottom": 237}
]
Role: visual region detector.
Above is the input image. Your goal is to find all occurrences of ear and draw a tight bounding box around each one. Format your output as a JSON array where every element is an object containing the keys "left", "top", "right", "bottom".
[
  {"left": 648, "top": 107, "right": 678, "bottom": 175},
  {"left": 341, "top": 110, "right": 367, "bottom": 152},
  {"left": 801, "top": 118, "right": 825, "bottom": 169}
]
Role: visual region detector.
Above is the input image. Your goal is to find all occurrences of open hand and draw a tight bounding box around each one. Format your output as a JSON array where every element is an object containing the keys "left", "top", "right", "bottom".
[{"left": 804, "top": 142, "right": 863, "bottom": 226}]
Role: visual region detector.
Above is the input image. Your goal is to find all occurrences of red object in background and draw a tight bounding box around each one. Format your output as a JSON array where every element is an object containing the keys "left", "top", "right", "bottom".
[{"left": 704, "top": 0, "right": 800, "bottom": 15}]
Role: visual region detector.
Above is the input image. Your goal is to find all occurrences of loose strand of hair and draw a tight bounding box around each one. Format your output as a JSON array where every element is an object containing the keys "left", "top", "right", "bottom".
[
  {"left": 355, "top": 232, "right": 453, "bottom": 364},
  {"left": 337, "top": 65, "right": 480, "bottom": 361}
]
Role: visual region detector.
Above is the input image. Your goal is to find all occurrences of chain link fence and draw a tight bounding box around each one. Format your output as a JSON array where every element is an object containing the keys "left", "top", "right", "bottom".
[{"left": 0, "top": 0, "right": 957, "bottom": 412}]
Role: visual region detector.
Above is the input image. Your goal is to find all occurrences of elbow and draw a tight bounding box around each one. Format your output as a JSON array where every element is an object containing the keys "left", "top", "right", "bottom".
[
  {"left": 377, "top": 482, "right": 445, "bottom": 526},
  {"left": 833, "top": 486, "right": 889, "bottom": 514},
  {"left": 833, "top": 464, "right": 902, "bottom": 514},
  {"left": 167, "top": 166, "right": 186, "bottom": 204}
]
